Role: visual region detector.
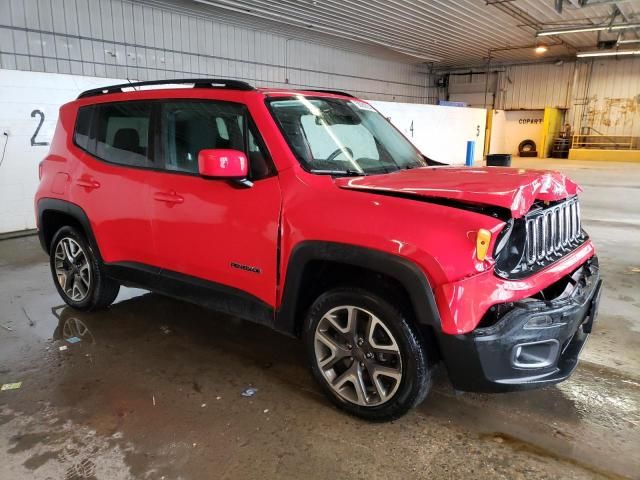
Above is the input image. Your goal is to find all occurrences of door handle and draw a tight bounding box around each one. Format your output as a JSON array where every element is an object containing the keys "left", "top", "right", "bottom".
[
  {"left": 153, "top": 190, "right": 184, "bottom": 204},
  {"left": 76, "top": 178, "right": 101, "bottom": 190}
]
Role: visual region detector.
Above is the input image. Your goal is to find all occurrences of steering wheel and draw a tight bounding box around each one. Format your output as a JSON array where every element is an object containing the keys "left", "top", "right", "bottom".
[{"left": 326, "top": 147, "right": 353, "bottom": 163}]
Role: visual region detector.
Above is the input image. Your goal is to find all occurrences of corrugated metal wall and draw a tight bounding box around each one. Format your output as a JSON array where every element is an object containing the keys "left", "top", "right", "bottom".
[
  {"left": 500, "top": 63, "right": 575, "bottom": 110},
  {"left": 443, "top": 58, "right": 640, "bottom": 137},
  {"left": 445, "top": 63, "right": 574, "bottom": 110},
  {"left": 500, "top": 59, "right": 640, "bottom": 137},
  {"left": 0, "top": 0, "right": 435, "bottom": 103},
  {"left": 567, "top": 58, "right": 640, "bottom": 137}
]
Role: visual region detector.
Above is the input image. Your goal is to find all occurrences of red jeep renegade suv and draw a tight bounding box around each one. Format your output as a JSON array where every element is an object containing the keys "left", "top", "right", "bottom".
[{"left": 35, "top": 79, "right": 602, "bottom": 421}]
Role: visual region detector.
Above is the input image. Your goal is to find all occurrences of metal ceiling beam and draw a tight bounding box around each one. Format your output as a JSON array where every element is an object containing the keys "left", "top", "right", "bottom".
[
  {"left": 490, "top": 0, "right": 576, "bottom": 49},
  {"left": 557, "top": 0, "right": 639, "bottom": 9},
  {"left": 580, "top": 0, "right": 637, "bottom": 5}
]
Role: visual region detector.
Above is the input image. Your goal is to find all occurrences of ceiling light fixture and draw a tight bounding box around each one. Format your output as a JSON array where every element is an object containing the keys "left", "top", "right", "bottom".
[
  {"left": 576, "top": 49, "right": 640, "bottom": 58},
  {"left": 535, "top": 45, "right": 548, "bottom": 54},
  {"left": 618, "top": 38, "right": 640, "bottom": 45},
  {"left": 537, "top": 23, "right": 640, "bottom": 37}
]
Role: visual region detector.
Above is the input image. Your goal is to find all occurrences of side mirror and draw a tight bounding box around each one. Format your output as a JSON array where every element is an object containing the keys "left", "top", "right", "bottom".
[{"left": 198, "top": 149, "right": 248, "bottom": 180}]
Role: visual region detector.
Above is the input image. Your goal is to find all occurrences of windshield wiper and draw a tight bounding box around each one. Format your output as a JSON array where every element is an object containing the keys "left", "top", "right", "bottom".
[{"left": 309, "top": 169, "right": 366, "bottom": 177}]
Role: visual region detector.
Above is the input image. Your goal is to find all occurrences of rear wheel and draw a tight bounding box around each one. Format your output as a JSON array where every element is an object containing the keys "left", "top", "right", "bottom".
[
  {"left": 304, "top": 287, "right": 432, "bottom": 421},
  {"left": 50, "top": 226, "right": 120, "bottom": 310}
]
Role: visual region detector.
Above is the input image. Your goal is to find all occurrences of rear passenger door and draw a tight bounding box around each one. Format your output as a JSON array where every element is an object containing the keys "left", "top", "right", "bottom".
[
  {"left": 71, "top": 101, "right": 155, "bottom": 266},
  {"left": 148, "top": 100, "right": 282, "bottom": 308}
]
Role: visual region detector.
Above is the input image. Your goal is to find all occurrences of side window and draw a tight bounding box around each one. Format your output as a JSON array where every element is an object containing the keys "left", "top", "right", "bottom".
[
  {"left": 160, "top": 101, "right": 273, "bottom": 179},
  {"left": 160, "top": 101, "right": 245, "bottom": 174},
  {"left": 94, "top": 102, "right": 152, "bottom": 167},
  {"left": 215, "top": 117, "right": 229, "bottom": 141},
  {"left": 247, "top": 124, "right": 273, "bottom": 180},
  {"left": 74, "top": 106, "right": 93, "bottom": 150}
]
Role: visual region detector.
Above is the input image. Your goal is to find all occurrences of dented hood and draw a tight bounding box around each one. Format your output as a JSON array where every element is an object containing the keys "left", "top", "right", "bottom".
[{"left": 334, "top": 167, "right": 581, "bottom": 218}]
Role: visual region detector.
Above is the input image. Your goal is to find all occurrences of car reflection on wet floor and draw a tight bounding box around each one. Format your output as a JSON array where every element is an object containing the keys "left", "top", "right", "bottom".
[{"left": 52, "top": 307, "right": 96, "bottom": 346}]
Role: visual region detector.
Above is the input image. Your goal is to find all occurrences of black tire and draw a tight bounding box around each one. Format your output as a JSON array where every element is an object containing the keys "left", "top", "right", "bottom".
[
  {"left": 518, "top": 139, "right": 538, "bottom": 157},
  {"left": 303, "top": 287, "right": 432, "bottom": 421},
  {"left": 49, "top": 226, "right": 120, "bottom": 311}
]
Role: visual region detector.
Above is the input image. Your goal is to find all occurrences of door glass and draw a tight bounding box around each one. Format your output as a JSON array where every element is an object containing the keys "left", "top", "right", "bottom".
[
  {"left": 246, "top": 125, "right": 273, "bottom": 179},
  {"left": 94, "top": 102, "right": 152, "bottom": 167},
  {"left": 160, "top": 101, "right": 246, "bottom": 174},
  {"left": 160, "top": 101, "right": 273, "bottom": 179}
]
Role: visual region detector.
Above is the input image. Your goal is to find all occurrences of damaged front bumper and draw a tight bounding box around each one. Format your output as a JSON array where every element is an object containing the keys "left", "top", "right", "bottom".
[{"left": 436, "top": 256, "right": 602, "bottom": 393}]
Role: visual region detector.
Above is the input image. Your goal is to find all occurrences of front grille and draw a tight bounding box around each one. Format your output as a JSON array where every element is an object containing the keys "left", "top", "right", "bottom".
[
  {"left": 524, "top": 197, "right": 584, "bottom": 267},
  {"left": 494, "top": 196, "right": 587, "bottom": 280}
]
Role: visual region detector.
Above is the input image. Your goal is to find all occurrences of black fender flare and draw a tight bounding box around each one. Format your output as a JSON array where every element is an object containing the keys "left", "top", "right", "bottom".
[
  {"left": 36, "top": 198, "right": 101, "bottom": 260},
  {"left": 275, "top": 241, "right": 441, "bottom": 335}
]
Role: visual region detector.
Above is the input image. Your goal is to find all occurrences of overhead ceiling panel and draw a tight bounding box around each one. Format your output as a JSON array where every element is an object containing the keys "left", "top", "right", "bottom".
[{"left": 162, "top": 0, "right": 640, "bottom": 68}]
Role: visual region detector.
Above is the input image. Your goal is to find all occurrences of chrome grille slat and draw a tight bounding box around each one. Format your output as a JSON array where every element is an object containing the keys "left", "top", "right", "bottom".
[
  {"left": 524, "top": 197, "right": 583, "bottom": 267},
  {"left": 561, "top": 204, "right": 568, "bottom": 246},
  {"left": 525, "top": 219, "right": 535, "bottom": 264},
  {"left": 537, "top": 215, "right": 545, "bottom": 261},
  {"left": 552, "top": 213, "right": 558, "bottom": 251}
]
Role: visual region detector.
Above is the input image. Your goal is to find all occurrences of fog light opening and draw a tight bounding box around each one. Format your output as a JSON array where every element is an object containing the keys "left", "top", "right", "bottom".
[{"left": 512, "top": 340, "right": 559, "bottom": 369}]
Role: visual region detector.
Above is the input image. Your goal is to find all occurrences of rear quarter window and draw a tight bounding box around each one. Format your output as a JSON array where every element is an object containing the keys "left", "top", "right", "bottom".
[{"left": 74, "top": 106, "right": 93, "bottom": 150}]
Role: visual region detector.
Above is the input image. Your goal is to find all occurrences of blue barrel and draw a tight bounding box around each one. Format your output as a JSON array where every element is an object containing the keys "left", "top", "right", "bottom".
[{"left": 465, "top": 140, "right": 475, "bottom": 167}]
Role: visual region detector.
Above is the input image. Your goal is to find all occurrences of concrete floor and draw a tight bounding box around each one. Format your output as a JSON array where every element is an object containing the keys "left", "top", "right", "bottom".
[{"left": 1, "top": 159, "right": 639, "bottom": 479}]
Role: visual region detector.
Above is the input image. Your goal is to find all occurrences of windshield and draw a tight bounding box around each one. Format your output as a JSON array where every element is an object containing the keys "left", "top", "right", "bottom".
[{"left": 267, "top": 96, "right": 426, "bottom": 175}]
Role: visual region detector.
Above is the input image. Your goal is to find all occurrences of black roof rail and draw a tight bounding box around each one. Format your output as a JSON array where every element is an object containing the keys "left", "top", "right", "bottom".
[
  {"left": 77, "top": 78, "right": 254, "bottom": 99},
  {"left": 304, "top": 89, "right": 355, "bottom": 98}
]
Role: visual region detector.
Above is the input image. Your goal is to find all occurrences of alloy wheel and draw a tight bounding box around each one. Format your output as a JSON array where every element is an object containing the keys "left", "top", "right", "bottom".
[
  {"left": 314, "top": 305, "right": 403, "bottom": 406},
  {"left": 54, "top": 237, "right": 91, "bottom": 302}
]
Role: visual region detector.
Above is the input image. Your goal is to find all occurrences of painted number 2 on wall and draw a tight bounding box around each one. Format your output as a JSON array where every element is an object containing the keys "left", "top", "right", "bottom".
[{"left": 30, "top": 109, "right": 49, "bottom": 146}]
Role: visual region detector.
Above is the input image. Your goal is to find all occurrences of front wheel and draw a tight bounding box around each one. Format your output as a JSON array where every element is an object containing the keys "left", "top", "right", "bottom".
[
  {"left": 50, "top": 226, "right": 120, "bottom": 311},
  {"left": 304, "top": 287, "right": 432, "bottom": 421}
]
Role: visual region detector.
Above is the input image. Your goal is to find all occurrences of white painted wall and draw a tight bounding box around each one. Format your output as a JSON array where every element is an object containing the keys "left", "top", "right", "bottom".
[
  {"left": 369, "top": 101, "right": 486, "bottom": 165},
  {"left": 501, "top": 110, "right": 544, "bottom": 157},
  {"left": 488, "top": 109, "right": 507, "bottom": 154},
  {"left": 0, "top": 69, "right": 125, "bottom": 234}
]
